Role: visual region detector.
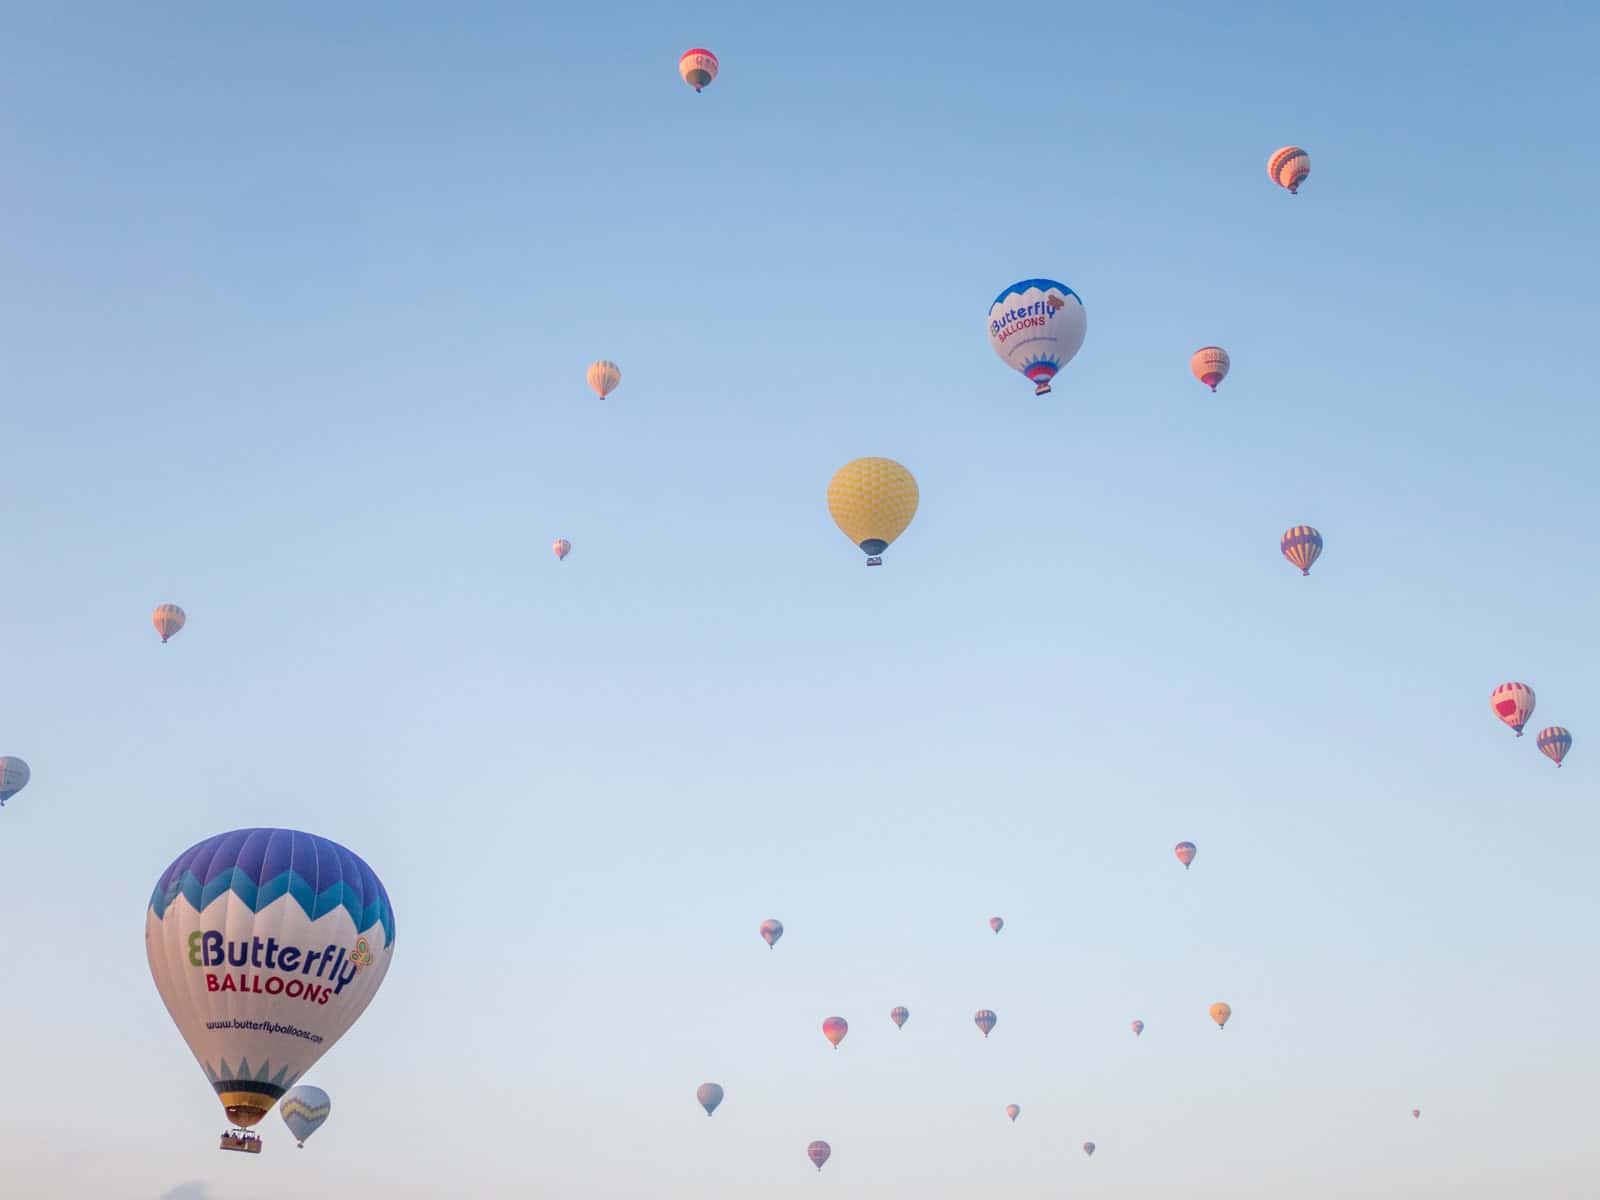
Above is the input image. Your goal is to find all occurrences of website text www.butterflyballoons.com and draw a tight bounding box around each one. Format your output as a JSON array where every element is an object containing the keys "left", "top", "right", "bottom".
[{"left": 205, "top": 1019, "right": 323, "bottom": 1045}]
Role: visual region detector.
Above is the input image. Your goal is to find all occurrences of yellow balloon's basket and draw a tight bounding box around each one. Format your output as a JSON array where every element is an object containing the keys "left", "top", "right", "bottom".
[{"left": 219, "top": 1130, "right": 263, "bottom": 1154}]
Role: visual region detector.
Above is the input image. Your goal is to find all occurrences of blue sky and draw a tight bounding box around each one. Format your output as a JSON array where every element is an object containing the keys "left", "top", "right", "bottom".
[{"left": 1, "top": 3, "right": 1597, "bottom": 1196}]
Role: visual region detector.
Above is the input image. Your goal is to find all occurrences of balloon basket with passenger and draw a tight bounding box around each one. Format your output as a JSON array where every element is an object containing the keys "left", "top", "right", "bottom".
[{"left": 219, "top": 1128, "right": 263, "bottom": 1154}]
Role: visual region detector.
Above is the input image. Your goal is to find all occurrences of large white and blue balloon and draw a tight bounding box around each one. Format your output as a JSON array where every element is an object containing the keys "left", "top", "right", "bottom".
[
  {"left": 988, "top": 279, "right": 1086, "bottom": 395},
  {"left": 145, "top": 829, "right": 395, "bottom": 1136}
]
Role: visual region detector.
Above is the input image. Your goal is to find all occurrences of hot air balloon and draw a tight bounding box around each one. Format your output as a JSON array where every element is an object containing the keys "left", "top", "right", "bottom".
[
  {"left": 552, "top": 538, "right": 571, "bottom": 562},
  {"left": 279, "top": 1085, "right": 330, "bottom": 1148},
  {"left": 827, "top": 457, "right": 918, "bottom": 566},
  {"left": 1210, "top": 1002, "right": 1232, "bottom": 1030},
  {"left": 974, "top": 1009, "right": 997, "bottom": 1038},
  {"left": 1006, "top": 1104, "right": 1021, "bottom": 1122},
  {"left": 988, "top": 278, "right": 1087, "bottom": 395},
  {"left": 1268, "top": 146, "right": 1310, "bottom": 194},
  {"left": 989, "top": 916, "right": 1004, "bottom": 934},
  {"left": 1537, "top": 726, "right": 1572, "bottom": 766},
  {"left": 0, "top": 757, "right": 30, "bottom": 806},
  {"left": 1281, "top": 525, "right": 1323, "bottom": 575},
  {"left": 697, "top": 1083, "right": 724, "bottom": 1116},
  {"left": 823, "top": 1016, "right": 849, "bottom": 1049},
  {"left": 1174, "top": 841, "right": 1196, "bottom": 870},
  {"left": 1190, "top": 346, "right": 1230, "bottom": 392},
  {"left": 807, "top": 1140, "right": 831, "bottom": 1172},
  {"left": 890, "top": 1006, "right": 909, "bottom": 1029},
  {"left": 146, "top": 829, "right": 395, "bottom": 1145},
  {"left": 1131, "top": 1019, "right": 1144, "bottom": 1036},
  {"left": 679, "top": 48, "right": 718, "bottom": 92},
  {"left": 1412, "top": 1108, "right": 1421, "bottom": 1119},
  {"left": 153, "top": 603, "right": 186, "bottom": 643},
  {"left": 586, "top": 360, "right": 621, "bottom": 399},
  {"left": 1083, "top": 1141, "right": 1096, "bottom": 1157},
  {"left": 760, "top": 918, "right": 783, "bottom": 948},
  {"left": 1490, "top": 683, "right": 1536, "bottom": 736}
]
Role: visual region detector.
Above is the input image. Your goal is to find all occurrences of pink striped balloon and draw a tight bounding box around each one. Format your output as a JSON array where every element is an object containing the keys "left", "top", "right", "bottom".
[
  {"left": 989, "top": 916, "right": 1004, "bottom": 934},
  {"left": 1490, "top": 682, "right": 1535, "bottom": 736},
  {"left": 807, "top": 1140, "right": 831, "bottom": 1172},
  {"left": 890, "top": 1006, "right": 909, "bottom": 1029},
  {"left": 974, "top": 1009, "right": 997, "bottom": 1038}
]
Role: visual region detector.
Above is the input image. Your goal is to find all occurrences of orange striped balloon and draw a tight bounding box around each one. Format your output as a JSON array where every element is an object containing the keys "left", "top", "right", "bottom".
[{"left": 1269, "top": 146, "right": 1310, "bottom": 194}]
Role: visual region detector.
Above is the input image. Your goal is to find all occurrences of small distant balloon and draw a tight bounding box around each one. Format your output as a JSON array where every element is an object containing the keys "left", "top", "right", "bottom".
[
  {"left": 989, "top": 916, "right": 1004, "bottom": 934},
  {"left": 974, "top": 1009, "right": 997, "bottom": 1038},
  {"left": 1268, "top": 146, "right": 1310, "bottom": 194},
  {"left": 1490, "top": 682, "right": 1536, "bottom": 737},
  {"left": 822, "top": 1016, "right": 848, "bottom": 1049},
  {"left": 760, "top": 918, "right": 783, "bottom": 948},
  {"left": 1005, "top": 1104, "right": 1021, "bottom": 1122},
  {"left": 1280, "top": 525, "right": 1323, "bottom": 576},
  {"left": 697, "top": 1083, "right": 724, "bottom": 1117},
  {"left": 0, "top": 757, "right": 30, "bottom": 806},
  {"left": 1083, "top": 1141, "right": 1097, "bottom": 1157},
  {"left": 807, "top": 1140, "right": 831, "bottom": 1172},
  {"left": 1190, "top": 346, "right": 1230, "bottom": 392},
  {"left": 279, "top": 1085, "right": 330, "bottom": 1148},
  {"left": 1210, "top": 1002, "right": 1232, "bottom": 1030},
  {"left": 1412, "top": 1108, "right": 1421, "bottom": 1119},
  {"left": 153, "top": 603, "right": 186, "bottom": 643},
  {"left": 679, "top": 48, "right": 719, "bottom": 93},
  {"left": 1131, "top": 1019, "right": 1144, "bottom": 1036},
  {"left": 890, "top": 1006, "right": 909, "bottom": 1029},
  {"left": 1174, "top": 841, "right": 1197, "bottom": 870},
  {"left": 988, "top": 278, "right": 1087, "bottom": 396},
  {"left": 1536, "top": 726, "right": 1572, "bottom": 766},
  {"left": 552, "top": 538, "right": 571, "bottom": 562},
  {"left": 586, "top": 360, "right": 621, "bottom": 399},
  {"left": 827, "top": 457, "right": 919, "bottom": 566}
]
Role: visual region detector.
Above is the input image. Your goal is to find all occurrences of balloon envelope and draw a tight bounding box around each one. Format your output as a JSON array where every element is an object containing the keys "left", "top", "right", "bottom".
[
  {"left": 1536, "top": 726, "right": 1572, "bottom": 766},
  {"left": 1006, "top": 1104, "right": 1020, "bottom": 1122},
  {"left": 1269, "top": 146, "right": 1310, "bottom": 193},
  {"left": 759, "top": 918, "right": 783, "bottom": 948},
  {"left": 552, "top": 538, "right": 571, "bottom": 561},
  {"left": 1281, "top": 526, "right": 1323, "bottom": 575},
  {"left": 989, "top": 916, "right": 1004, "bottom": 933},
  {"left": 1174, "top": 841, "right": 1196, "bottom": 869},
  {"left": 1412, "top": 1108, "right": 1421, "bottom": 1119},
  {"left": 1491, "top": 683, "right": 1536, "bottom": 736},
  {"left": 146, "top": 829, "right": 395, "bottom": 1130},
  {"left": 679, "top": 48, "right": 719, "bottom": 92},
  {"left": 988, "top": 279, "right": 1086, "bottom": 395},
  {"left": 890, "top": 1006, "right": 909, "bottom": 1028},
  {"left": 586, "top": 360, "right": 621, "bottom": 399},
  {"left": 1190, "top": 346, "right": 1230, "bottom": 391},
  {"left": 1083, "top": 1141, "right": 1096, "bottom": 1157},
  {"left": 827, "top": 457, "right": 918, "bottom": 565},
  {"left": 1131, "top": 1019, "right": 1144, "bottom": 1036},
  {"left": 822, "top": 1016, "right": 848, "bottom": 1048},
  {"left": 1210, "top": 1002, "right": 1232, "bottom": 1029},
  {"left": 974, "top": 1009, "right": 997, "bottom": 1037},
  {"left": 807, "top": 1140, "right": 831, "bottom": 1171},
  {"left": 0, "top": 756, "right": 31, "bottom": 806},
  {"left": 697, "top": 1083, "right": 724, "bottom": 1116},
  {"left": 279, "top": 1084, "right": 330, "bottom": 1146},
  {"left": 153, "top": 603, "right": 186, "bottom": 643}
]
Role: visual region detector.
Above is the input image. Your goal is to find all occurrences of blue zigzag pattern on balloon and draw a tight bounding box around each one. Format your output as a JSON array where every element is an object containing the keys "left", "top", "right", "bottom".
[
  {"left": 990, "top": 278, "right": 1081, "bottom": 308},
  {"left": 147, "top": 828, "right": 395, "bottom": 947},
  {"left": 205, "top": 1057, "right": 301, "bottom": 1093},
  {"left": 152, "top": 867, "right": 393, "bottom": 943}
]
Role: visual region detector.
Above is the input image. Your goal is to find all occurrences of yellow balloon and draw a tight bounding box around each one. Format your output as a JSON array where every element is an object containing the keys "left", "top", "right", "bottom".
[
  {"left": 827, "top": 457, "right": 918, "bottom": 565},
  {"left": 1210, "top": 1002, "right": 1232, "bottom": 1029}
]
